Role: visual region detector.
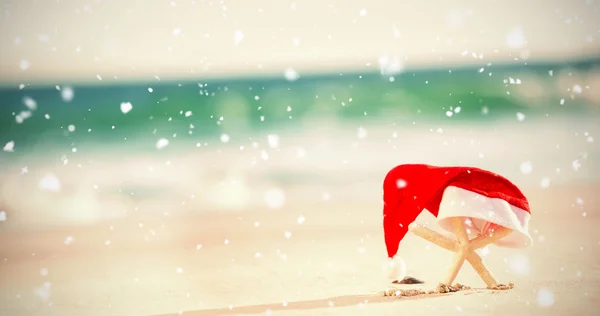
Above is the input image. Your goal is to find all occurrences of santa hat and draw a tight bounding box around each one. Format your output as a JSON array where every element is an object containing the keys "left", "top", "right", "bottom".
[{"left": 383, "top": 164, "right": 532, "bottom": 259}]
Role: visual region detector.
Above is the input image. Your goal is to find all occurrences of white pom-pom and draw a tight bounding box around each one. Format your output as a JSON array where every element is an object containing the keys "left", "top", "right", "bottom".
[{"left": 386, "top": 256, "right": 407, "bottom": 280}]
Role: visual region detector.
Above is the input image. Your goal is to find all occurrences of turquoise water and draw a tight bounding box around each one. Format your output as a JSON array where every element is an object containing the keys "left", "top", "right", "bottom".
[
  {"left": 1, "top": 60, "right": 599, "bottom": 224},
  {"left": 1, "top": 59, "right": 599, "bottom": 159}
]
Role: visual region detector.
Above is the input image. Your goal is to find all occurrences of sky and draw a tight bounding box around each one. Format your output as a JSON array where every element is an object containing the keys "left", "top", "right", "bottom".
[{"left": 0, "top": 0, "right": 599, "bottom": 84}]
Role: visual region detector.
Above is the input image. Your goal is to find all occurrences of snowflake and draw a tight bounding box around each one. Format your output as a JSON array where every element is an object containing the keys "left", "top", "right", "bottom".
[
  {"left": 267, "top": 134, "right": 279, "bottom": 148},
  {"left": 284, "top": 68, "right": 299, "bottom": 81},
  {"left": 3, "top": 141, "right": 14, "bottom": 152},
  {"left": 33, "top": 282, "right": 51, "bottom": 301},
  {"left": 220, "top": 133, "right": 230, "bottom": 143},
  {"left": 572, "top": 160, "right": 581, "bottom": 171},
  {"left": 265, "top": 188, "right": 286, "bottom": 209},
  {"left": 39, "top": 173, "right": 61, "bottom": 192},
  {"left": 156, "top": 138, "right": 169, "bottom": 149},
  {"left": 396, "top": 179, "right": 407, "bottom": 189},
  {"left": 519, "top": 161, "right": 533, "bottom": 174},
  {"left": 61, "top": 86, "right": 74, "bottom": 102},
  {"left": 506, "top": 27, "right": 527, "bottom": 48},
  {"left": 120, "top": 102, "right": 133, "bottom": 114},
  {"left": 234, "top": 30, "right": 244, "bottom": 45},
  {"left": 20, "top": 60, "right": 30, "bottom": 70},
  {"left": 537, "top": 287, "right": 554, "bottom": 307},
  {"left": 23, "top": 96, "right": 37, "bottom": 110},
  {"left": 508, "top": 254, "right": 530, "bottom": 275},
  {"left": 357, "top": 127, "right": 367, "bottom": 139}
]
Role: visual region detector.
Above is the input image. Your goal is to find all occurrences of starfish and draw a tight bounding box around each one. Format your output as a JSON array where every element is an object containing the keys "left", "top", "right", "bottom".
[{"left": 408, "top": 217, "right": 514, "bottom": 289}]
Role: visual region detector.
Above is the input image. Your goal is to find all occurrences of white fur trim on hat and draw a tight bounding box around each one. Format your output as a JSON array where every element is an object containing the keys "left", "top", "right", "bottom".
[{"left": 436, "top": 186, "right": 532, "bottom": 248}]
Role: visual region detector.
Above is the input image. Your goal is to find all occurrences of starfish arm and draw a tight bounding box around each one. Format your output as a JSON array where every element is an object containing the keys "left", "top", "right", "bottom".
[
  {"left": 409, "top": 222, "right": 513, "bottom": 288},
  {"left": 443, "top": 217, "right": 470, "bottom": 285},
  {"left": 408, "top": 223, "right": 459, "bottom": 252}
]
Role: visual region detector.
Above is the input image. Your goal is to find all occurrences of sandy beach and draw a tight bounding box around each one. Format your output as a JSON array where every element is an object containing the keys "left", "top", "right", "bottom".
[
  {"left": 1, "top": 0, "right": 599, "bottom": 314},
  {"left": 0, "top": 184, "right": 598, "bottom": 316},
  {"left": 0, "top": 118, "right": 599, "bottom": 316}
]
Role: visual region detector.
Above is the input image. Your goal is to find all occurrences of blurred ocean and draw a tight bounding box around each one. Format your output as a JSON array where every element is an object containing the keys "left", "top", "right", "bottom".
[
  {"left": 0, "top": 60, "right": 599, "bottom": 226},
  {"left": 2, "top": 59, "right": 599, "bottom": 152}
]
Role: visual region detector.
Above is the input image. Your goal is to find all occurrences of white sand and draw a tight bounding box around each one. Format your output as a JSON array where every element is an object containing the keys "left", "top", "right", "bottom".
[{"left": 0, "top": 118, "right": 599, "bottom": 315}]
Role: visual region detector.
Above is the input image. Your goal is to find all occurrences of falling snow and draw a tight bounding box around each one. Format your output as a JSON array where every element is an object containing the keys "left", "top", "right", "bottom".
[
  {"left": 1, "top": 7, "right": 598, "bottom": 315},
  {"left": 265, "top": 188, "right": 286, "bottom": 209},
  {"left": 234, "top": 30, "right": 244, "bottom": 45},
  {"left": 357, "top": 127, "right": 367, "bottom": 139},
  {"left": 537, "top": 287, "right": 555, "bottom": 307},
  {"left": 23, "top": 96, "right": 37, "bottom": 110},
  {"left": 3, "top": 141, "right": 14, "bottom": 152},
  {"left": 120, "top": 102, "right": 133, "bottom": 114},
  {"left": 520, "top": 161, "right": 533, "bottom": 174},
  {"left": 508, "top": 253, "right": 531, "bottom": 275},
  {"left": 64, "top": 236, "right": 74, "bottom": 245},
  {"left": 396, "top": 179, "right": 407, "bottom": 188},
  {"left": 19, "top": 59, "right": 30, "bottom": 70},
  {"left": 506, "top": 27, "right": 527, "bottom": 48},
  {"left": 220, "top": 134, "right": 230, "bottom": 143},
  {"left": 61, "top": 86, "right": 74, "bottom": 102},
  {"left": 267, "top": 134, "right": 279, "bottom": 148},
  {"left": 15, "top": 110, "right": 32, "bottom": 124},
  {"left": 378, "top": 55, "right": 404, "bottom": 76},
  {"left": 38, "top": 173, "right": 61, "bottom": 192},
  {"left": 33, "top": 282, "right": 51, "bottom": 301},
  {"left": 284, "top": 68, "right": 299, "bottom": 81},
  {"left": 155, "top": 138, "right": 169, "bottom": 150},
  {"left": 540, "top": 177, "right": 551, "bottom": 188}
]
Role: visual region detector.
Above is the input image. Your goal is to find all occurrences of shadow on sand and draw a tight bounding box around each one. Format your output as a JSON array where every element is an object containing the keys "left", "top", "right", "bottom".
[{"left": 155, "top": 292, "right": 458, "bottom": 316}]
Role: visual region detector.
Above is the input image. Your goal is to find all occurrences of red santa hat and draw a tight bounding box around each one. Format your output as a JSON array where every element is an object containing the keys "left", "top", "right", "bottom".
[{"left": 383, "top": 164, "right": 532, "bottom": 259}]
